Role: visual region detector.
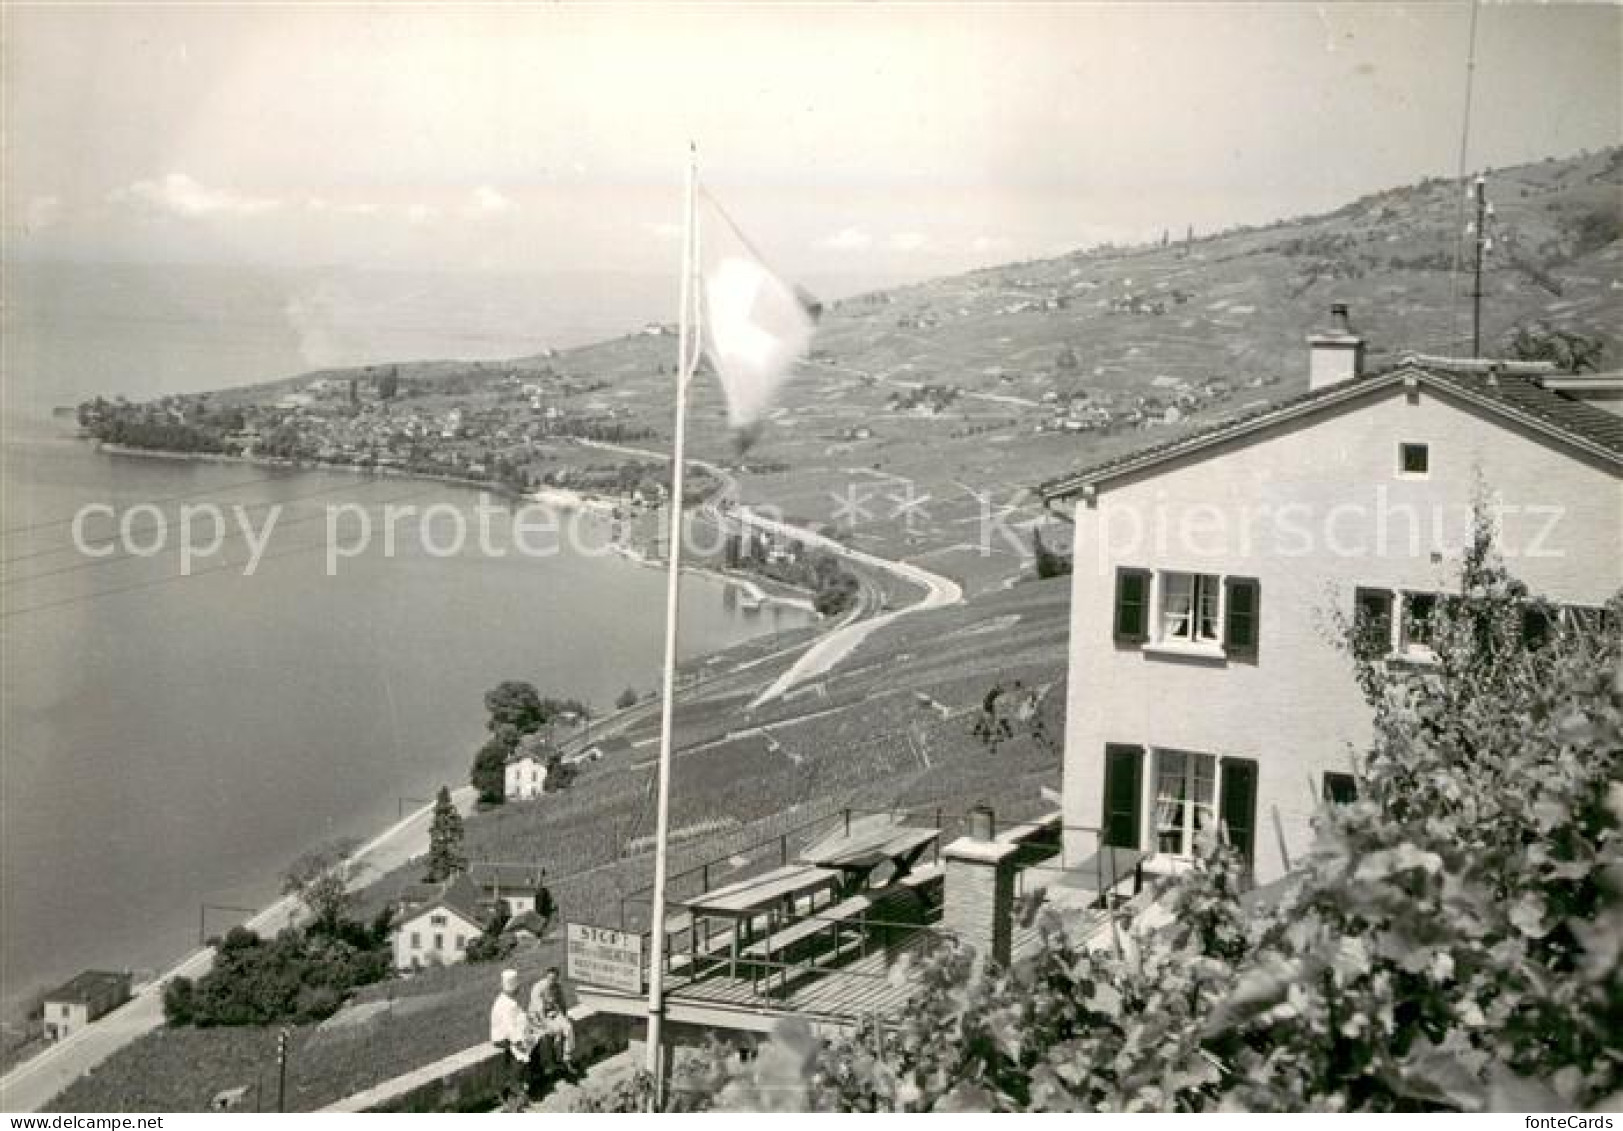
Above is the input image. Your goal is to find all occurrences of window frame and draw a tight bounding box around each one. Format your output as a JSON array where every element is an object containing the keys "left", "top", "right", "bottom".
[
  {"left": 1398, "top": 442, "right": 1430, "bottom": 478},
  {"left": 1399, "top": 591, "right": 1439, "bottom": 657},
  {"left": 1153, "top": 748, "right": 1217, "bottom": 857},
  {"left": 1160, "top": 571, "right": 1223, "bottom": 646},
  {"left": 1323, "top": 772, "right": 1358, "bottom": 805}
]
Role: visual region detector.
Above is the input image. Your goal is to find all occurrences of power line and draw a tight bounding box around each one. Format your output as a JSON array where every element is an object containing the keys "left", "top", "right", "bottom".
[
  {"left": 0, "top": 482, "right": 440, "bottom": 590},
  {"left": 1, "top": 472, "right": 439, "bottom": 571},
  {"left": 1, "top": 470, "right": 294, "bottom": 537}
]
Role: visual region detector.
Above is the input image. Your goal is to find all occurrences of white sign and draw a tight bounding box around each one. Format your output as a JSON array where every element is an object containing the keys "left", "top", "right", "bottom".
[{"left": 566, "top": 922, "right": 644, "bottom": 994}]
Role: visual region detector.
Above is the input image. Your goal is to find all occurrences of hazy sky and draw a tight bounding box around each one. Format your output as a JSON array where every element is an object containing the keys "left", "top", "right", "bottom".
[{"left": 4, "top": 2, "right": 1619, "bottom": 287}]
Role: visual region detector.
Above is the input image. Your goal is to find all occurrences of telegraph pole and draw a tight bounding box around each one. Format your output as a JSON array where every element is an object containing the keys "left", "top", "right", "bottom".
[
  {"left": 1469, "top": 174, "right": 1494, "bottom": 358},
  {"left": 276, "top": 1027, "right": 291, "bottom": 1112}
]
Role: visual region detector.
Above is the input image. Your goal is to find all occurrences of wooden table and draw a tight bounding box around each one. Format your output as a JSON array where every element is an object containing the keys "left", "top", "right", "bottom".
[
  {"left": 800, "top": 826, "right": 940, "bottom": 892},
  {"left": 681, "top": 864, "right": 842, "bottom": 977}
]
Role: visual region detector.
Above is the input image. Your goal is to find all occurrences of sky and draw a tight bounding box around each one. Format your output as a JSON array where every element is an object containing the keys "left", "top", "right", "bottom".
[{"left": 4, "top": 2, "right": 1620, "bottom": 290}]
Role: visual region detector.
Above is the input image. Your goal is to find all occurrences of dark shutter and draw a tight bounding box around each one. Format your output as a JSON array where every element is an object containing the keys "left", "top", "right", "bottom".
[
  {"left": 1114, "top": 569, "right": 1150, "bottom": 643},
  {"left": 1218, "top": 757, "right": 1258, "bottom": 870},
  {"left": 1224, "top": 577, "right": 1260, "bottom": 659},
  {"left": 1102, "top": 744, "right": 1143, "bottom": 849}
]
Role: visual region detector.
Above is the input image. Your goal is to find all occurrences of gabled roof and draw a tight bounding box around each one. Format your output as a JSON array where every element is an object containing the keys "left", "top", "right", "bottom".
[
  {"left": 469, "top": 862, "right": 543, "bottom": 891},
  {"left": 44, "top": 970, "right": 131, "bottom": 1006},
  {"left": 400, "top": 872, "right": 490, "bottom": 929},
  {"left": 1040, "top": 357, "right": 1623, "bottom": 501}
]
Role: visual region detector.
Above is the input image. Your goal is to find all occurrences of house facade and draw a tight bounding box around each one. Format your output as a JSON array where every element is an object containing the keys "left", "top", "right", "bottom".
[
  {"left": 504, "top": 746, "right": 549, "bottom": 801},
  {"left": 1043, "top": 316, "right": 1622, "bottom": 885},
  {"left": 41, "top": 970, "right": 132, "bottom": 1041},
  {"left": 392, "top": 874, "right": 490, "bottom": 971}
]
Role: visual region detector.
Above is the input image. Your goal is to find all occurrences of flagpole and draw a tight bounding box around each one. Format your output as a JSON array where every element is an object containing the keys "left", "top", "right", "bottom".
[{"left": 644, "top": 141, "right": 697, "bottom": 1108}]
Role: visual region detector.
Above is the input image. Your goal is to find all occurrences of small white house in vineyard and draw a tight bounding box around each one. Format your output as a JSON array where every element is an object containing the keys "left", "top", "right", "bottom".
[{"left": 392, "top": 874, "right": 491, "bottom": 971}]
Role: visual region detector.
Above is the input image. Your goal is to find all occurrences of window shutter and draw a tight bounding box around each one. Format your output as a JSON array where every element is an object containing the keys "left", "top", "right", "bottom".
[
  {"left": 1102, "top": 744, "right": 1144, "bottom": 849},
  {"left": 1224, "top": 577, "right": 1260, "bottom": 658},
  {"left": 1218, "top": 756, "right": 1258, "bottom": 871},
  {"left": 1114, "top": 568, "right": 1149, "bottom": 643}
]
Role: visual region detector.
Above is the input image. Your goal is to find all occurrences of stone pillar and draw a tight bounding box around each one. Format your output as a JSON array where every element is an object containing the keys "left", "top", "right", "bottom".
[{"left": 941, "top": 805, "right": 1019, "bottom": 969}]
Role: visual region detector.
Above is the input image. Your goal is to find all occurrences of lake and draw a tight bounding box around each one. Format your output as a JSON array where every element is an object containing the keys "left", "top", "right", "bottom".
[{"left": 0, "top": 260, "right": 815, "bottom": 1014}]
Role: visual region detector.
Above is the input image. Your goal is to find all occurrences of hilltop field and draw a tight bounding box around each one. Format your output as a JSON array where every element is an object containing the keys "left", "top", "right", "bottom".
[{"left": 44, "top": 148, "right": 1623, "bottom": 1111}]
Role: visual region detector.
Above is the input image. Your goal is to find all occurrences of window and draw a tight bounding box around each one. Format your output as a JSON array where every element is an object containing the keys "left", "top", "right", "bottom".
[
  {"left": 1353, "top": 588, "right": 1394, "bottom": 658},
  {"left": 1154, "top": 749, "right": 1216, "bottom": 856},
  {"left": 1323, "top": 773, "right": 1358, "bottom": 805},
  {"left": 1113, "top": 568, "right": 1150, "bottom": 642},
  {"left": 1401, "top": 593, "right": 1438, "bottom": 654},
  {"left": 1161, "top": 572, "right": 1221, "bottom": 644},
  {"left": 1224, "top": 577, "right": 1260, "bottom": 658},
  {"left": 434, "top": 932, "right": 444, "bottom": 950},
  {"left": 430, "top": 913, "right": 448, "bottom": 926},
  {"left": 1119, "top": 567, "right": 1263, "bottom": 657},
  {"left": 410, "top": 931, "right": 421, "bottom": 949},
  {"left": 1399, "top": 442, "right": 1429, "bottom": 476}
]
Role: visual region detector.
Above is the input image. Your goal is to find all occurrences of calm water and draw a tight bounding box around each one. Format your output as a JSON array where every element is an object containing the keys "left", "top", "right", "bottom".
[{"left": 0, "top": 261, "right": 813, "bottom": 1014}]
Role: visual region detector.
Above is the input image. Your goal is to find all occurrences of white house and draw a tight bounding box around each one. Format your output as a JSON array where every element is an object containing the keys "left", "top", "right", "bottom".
[
  {"left": 469, "top": 862, "right": 544, "bottom": 917},
  {"left": 392, "top": 874, "right": 489, "bottom": 971},
  {"left": 504, "top": 738, "right": 551, "bottom": 801},
  {"left": 40, "top": 970, "right": 131, "bottom": 1041},
  {"left": 1041, "top": 305, "right": 1622, "bottom": 886}
]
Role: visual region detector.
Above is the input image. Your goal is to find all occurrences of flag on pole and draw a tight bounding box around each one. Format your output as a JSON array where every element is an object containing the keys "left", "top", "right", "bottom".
[{"left": 698, "top": 190, "right": 820, "bottom": 449}]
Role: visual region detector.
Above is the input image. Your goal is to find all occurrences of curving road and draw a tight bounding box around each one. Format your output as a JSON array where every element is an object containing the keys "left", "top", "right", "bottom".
[
  {"left": 735, "top": 507, "right": 962, "bottom": 709},
  {"left": 0, "top": 789, "right": 474, "bottom": 1113},
  {"left": 574, "top": 439, "right": 964, "bottom": 707}
]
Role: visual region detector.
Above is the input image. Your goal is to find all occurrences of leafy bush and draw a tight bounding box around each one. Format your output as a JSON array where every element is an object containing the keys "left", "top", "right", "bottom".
[{"left": 164, "top": 920, "right": 393, "bottom": 1028}]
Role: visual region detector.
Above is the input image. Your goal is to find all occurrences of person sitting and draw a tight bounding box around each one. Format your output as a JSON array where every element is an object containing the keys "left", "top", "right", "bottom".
[
  {"left": 489, "top": 968, "right": 533, "bottom": 1108},
  {"left": 527, "top": 966, "right": 577, "bottom": 1075}
]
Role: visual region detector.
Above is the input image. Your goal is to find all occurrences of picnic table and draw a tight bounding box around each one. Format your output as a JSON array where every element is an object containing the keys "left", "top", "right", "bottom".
[
  {"left": 680, "top": 863, "right": 841, "bottom": 977},
  {"left": 798, "top": 824, "right": 940, "bottom": 892}
]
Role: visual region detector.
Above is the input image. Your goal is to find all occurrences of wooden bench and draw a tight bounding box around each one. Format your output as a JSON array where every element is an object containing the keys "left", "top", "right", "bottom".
[{"left": 741, "top": 866, "right": 948, "bottom": 996}]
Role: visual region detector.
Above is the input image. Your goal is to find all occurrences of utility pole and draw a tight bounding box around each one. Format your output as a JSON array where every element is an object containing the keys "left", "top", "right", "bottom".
[
  {"left": 276, "top": 1027, "right": 291, "bottom": 1112},
  {"left": 1468, "top": 174, "right": 1494, "bottom": 358}
]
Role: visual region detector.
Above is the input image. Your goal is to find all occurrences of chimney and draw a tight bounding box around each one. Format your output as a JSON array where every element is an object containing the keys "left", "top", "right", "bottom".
[
  {"left": 941, "top": 805, "right": 1018, "bottom": 969},
  {"left": 1308, "top": 302, "right": 1365, "bottom": 390}
]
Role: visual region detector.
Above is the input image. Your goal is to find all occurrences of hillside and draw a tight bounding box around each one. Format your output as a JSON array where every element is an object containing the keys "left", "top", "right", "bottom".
[{"left": 541, "top": 147, "right": 1620, "bottom": 595}]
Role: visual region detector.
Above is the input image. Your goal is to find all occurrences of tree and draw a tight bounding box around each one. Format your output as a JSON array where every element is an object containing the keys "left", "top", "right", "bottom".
[
  {"left": 282, "top": 839, "right": 359, "bottom": 933},
  {"left": 613, "top": 518, "right": 1621, "bottom": 1112},
  {"left": 424, "top": 786, "right": 467, "bottom": 881},
  {"left": 1502, "top": 323, "right": 1604, "bottom": 373},
  {"left": 377, "top": 368, "right": 400, "bottom": 399},
  {"left": 471, "top": 736, "right": 510, "bottom": 805},
  {"left": 616, "top": 686, "right": 640, "bottom": 711},
  {"left": 485, "top": 680, "right": 545, "bottom": 734}
]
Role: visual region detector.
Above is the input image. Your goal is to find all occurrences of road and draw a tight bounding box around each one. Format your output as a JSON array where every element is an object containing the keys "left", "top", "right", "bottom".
[
  {"left": 734, "top": 508, "right": 962, "bottom": 708},
  {"left": 0, "top": 788, "right": 474, "bottom": 1113},
  {"left": 574, "top": 439, "right": 964, "bottom": 707}
]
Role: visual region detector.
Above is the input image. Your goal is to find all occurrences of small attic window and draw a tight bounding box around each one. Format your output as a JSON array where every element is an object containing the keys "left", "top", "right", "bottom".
[{"left": 1399, "top": 443, "right": 1430, "bottom": 477}]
